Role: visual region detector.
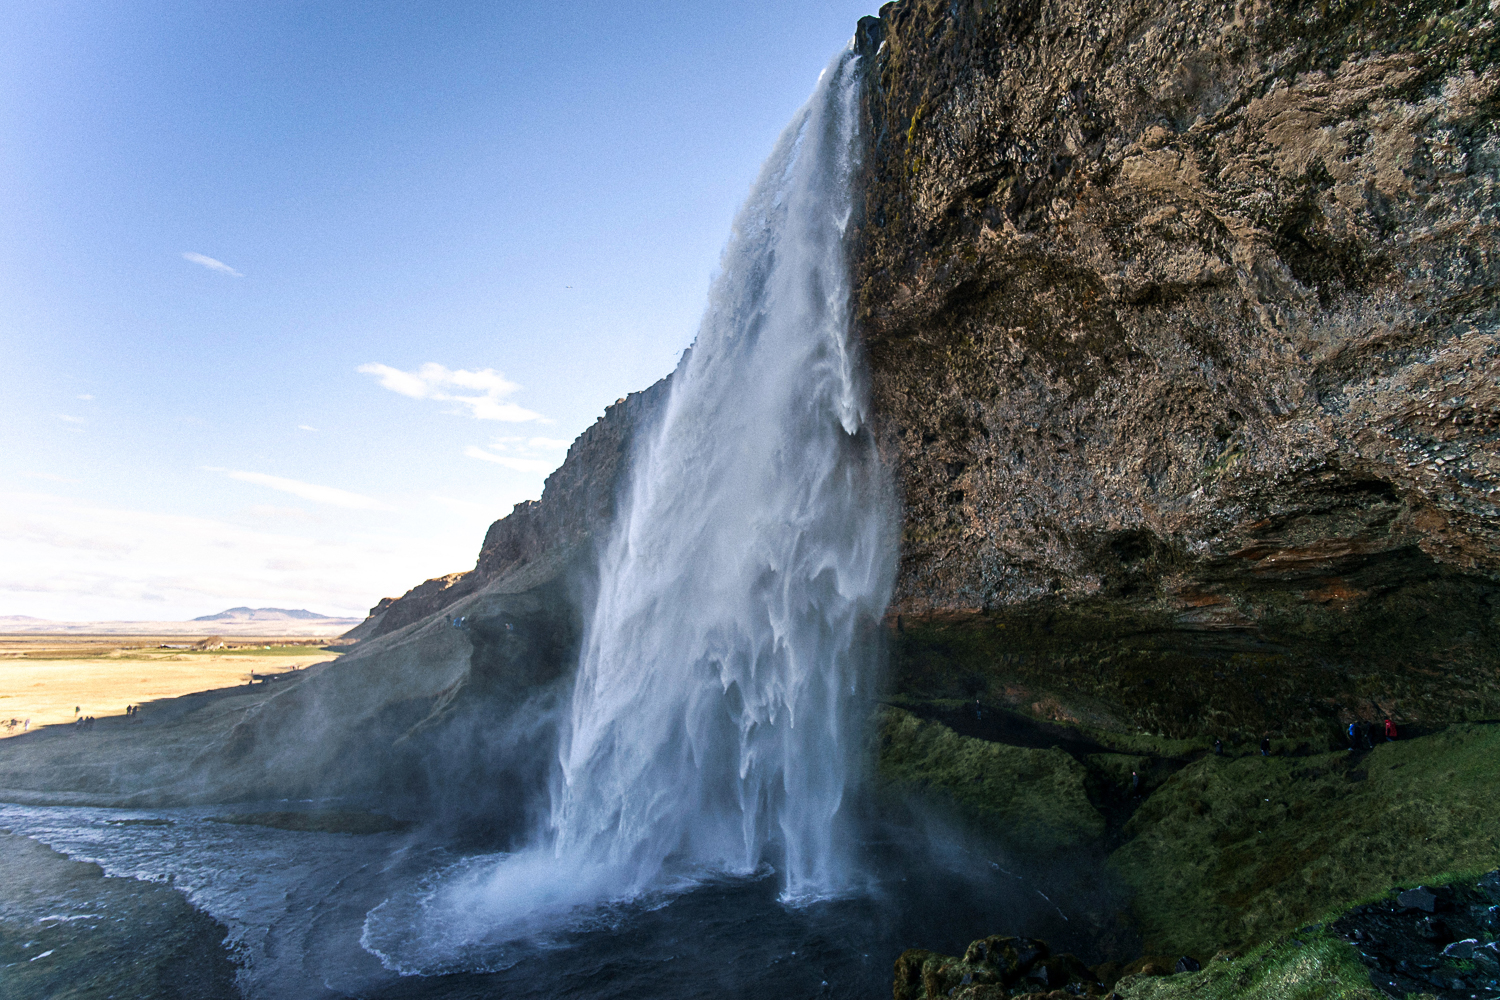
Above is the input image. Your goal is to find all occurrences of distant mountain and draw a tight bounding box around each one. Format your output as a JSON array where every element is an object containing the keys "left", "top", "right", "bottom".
[
  {"left": 192, "top": 607, "right": 337, "bottom": 622},
  {"left": 0, "top": 615, "right": 46, "bottom": 623}
]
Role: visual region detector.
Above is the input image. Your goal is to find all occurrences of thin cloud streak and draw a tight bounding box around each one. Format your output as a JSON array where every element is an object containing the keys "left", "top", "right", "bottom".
[
  {"left": 358, "top": 362, "right": 546, "bottom": 422},
  {"left": 182, "top": 252, "right": 244, "bottom": 277},
  {"left": 205, "top": 467, "right": 394, "bottom": 511},
  {"left": 462, "top": 446, "right": 557, "bottom": 473},
  {"left": 0, "top": 490, "right": 425, "bottom": 619}
]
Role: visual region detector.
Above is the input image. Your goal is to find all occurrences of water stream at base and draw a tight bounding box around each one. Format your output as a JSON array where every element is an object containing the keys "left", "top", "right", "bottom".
[{"left": 1, "top": 801, "right": 1106, "bottom": 999}]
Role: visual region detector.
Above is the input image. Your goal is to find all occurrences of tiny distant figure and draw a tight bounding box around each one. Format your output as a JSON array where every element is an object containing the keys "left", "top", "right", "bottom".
[
  {"left": 1214, "top": 738, "right": 1223, "bottom": 756},
  {"left": 504, "top": 622, "right": 513, "bottom": 632},
  {"left": 22, "top": 719, "right": 28, "bottom": 732},
  {"left": 1347, "top": 721, "right": 1359, "bottom": 749},
  {"left": 974, "top": 696, "right": 982, "bottom": 721},
  {"left": 1365, "top": 723, "right": 1377, "bottom": 749},
  {"left": 1130, "top": 770, "right": 1141, "bottom": 793},
  {"left": 1261, "top": 737, "right": 1271, "bottom": 756},
  {"left": 1384, "top": 718, "right": 1397, "bottom": 742},
  {"left": 75, "top": 706, "right": 80, "bottom": 717}
]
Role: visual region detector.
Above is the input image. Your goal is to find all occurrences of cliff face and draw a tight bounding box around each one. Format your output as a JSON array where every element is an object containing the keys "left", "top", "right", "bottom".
[
  {"left": 345, "top": 0, "right": 1500, "bottom": 740},
  {"left": 352, "top": 377, "right": 671, "bottom": 641},
  {"left": 851, "top": 0, "right": 1500, "bottom": 736}
]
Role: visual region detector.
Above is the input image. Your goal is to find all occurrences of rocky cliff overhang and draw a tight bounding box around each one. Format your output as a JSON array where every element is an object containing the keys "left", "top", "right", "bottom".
[{"left": 851, "top": 0, "right": 1499, "bottom": 737}]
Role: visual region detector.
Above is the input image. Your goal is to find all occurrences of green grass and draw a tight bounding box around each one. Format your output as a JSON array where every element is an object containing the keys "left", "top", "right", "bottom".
[
  {"left": 1110, "top": 723, "right": 1500, "bottom": 956},
  {"left": 1114, "top": 935, "right": 1383, "bottom": 1000},
  {"left": 885, "top": 693, "right": 1209, "bottom": 758},
  {"left": 874, "top": 706, "right": 1105, "bottom": 853}
]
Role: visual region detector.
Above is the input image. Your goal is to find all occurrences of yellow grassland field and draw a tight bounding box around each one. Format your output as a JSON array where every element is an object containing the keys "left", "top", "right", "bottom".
[{"left": 0, "top": 635, "right": 340, "bottom": 736}]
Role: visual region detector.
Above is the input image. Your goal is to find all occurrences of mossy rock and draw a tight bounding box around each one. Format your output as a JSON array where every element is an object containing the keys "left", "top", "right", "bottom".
[
  {"left": 875, "top": 706, "right": 1105, "bottom": 853},
  {"left": 1110, "top": 723, "right": 1500, "bottom": 956}
]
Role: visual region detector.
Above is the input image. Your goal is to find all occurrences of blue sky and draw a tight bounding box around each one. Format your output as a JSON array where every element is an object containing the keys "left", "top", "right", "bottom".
[{"left": 0, "top": 0, "right": 881, "bottom": 620}]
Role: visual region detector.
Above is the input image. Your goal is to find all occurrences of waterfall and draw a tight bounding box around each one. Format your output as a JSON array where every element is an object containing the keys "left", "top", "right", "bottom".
[
  {"left": 363, "top": 43, "right": 894, "bottom": 972},
  {"left": 552, "top": 44, "right": 891, "bottom": 903}
]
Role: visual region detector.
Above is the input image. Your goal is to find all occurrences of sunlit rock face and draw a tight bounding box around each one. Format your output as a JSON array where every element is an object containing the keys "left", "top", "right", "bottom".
[
  {"left": 851, "top": 0, "right": 1500, "bottom": 737},
  {"left": 350, "top": 377, "right": 672, "bottom": 643}
]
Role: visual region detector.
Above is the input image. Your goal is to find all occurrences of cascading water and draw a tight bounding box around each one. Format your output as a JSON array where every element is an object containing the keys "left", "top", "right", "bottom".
[{"left": 362, "top": 43, "right": 895, "bottom": 973}]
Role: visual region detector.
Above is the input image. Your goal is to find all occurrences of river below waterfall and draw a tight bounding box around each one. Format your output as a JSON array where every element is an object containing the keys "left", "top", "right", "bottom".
[{"left": 0, "top": 800, "right": 1123, "bottom": 998}]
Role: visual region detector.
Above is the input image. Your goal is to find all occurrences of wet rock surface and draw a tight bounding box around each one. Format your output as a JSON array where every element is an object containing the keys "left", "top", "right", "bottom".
[{"left": 1333, "top": 873, "right": 1500, "bottom": 999}]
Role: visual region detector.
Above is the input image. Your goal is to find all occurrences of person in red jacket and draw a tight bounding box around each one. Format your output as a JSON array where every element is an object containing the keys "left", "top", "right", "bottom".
[{"left": 1384, "top": 718, "right": 1398, "bottom": 742}]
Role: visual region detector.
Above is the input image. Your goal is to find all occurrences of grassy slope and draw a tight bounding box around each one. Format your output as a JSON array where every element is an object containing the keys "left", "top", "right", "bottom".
[
  {"left": 875, "top": 706, "right": 1105, "bottom": 853},
  {"left": 1114, "top": 936, "right": 1384, "bottom": 1000},
  {"left": 1111, "top": 724, "right": 1500, "bottom": 956},
  {"left": 875, "top": 710, "right": 1500, "bottom": 1000}
]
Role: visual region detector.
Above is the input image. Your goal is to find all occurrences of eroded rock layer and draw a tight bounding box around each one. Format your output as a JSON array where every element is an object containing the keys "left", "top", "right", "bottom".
[{"left": 852, "top": 0, "right": 1500, "bottom": 737}]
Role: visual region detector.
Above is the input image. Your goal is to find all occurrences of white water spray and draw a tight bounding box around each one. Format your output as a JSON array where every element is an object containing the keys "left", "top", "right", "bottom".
[
  {"left": 553, "top": 46, "right": 892, "bottom": 903},
  {"left": 363, "top": 45, "right": 893, "bottom": 971}
]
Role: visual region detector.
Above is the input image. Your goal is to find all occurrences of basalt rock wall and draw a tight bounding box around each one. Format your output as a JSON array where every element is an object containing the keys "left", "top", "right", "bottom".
[{"left": 851, "top": 0, "right": 1500, "bottom": 739}]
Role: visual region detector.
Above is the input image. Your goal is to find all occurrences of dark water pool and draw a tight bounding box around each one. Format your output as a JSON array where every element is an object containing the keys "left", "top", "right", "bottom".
[{"left": 0, "top": 801, "right": 1130, "bottom": 999}]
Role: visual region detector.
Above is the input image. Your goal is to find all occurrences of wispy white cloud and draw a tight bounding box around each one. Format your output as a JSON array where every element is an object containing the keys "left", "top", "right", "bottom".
[
  {"left": 182, "top": 251, "right": 243, "bottom": 277},
  {"left": 56, "top": 414, "right": 84, "bottom": 424},
  {"left": 462, "top": 446, "right": 556, "bottom": 473},
  {"left": 527, "top": 437, "right": 571, "bottom": 450},
  {"left": 297, "top": 424, "right": 318, "bottom": 432},
  {"left": 244, "top": 504, "right": 317, "bottom": 523},
  {"left": 357, "top": 362, "right": 545, "bottom": 422},
  {"left": 0, "top": 490, "right": 435, "bottom": 619},
  {"left": 204, "top": 467, "right": 393, "bottom": 511}
]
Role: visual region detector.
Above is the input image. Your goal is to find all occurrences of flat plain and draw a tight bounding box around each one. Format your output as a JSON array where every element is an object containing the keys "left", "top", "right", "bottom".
[{"left": 0, "top": 635, "right": 339, "bottom": 736}]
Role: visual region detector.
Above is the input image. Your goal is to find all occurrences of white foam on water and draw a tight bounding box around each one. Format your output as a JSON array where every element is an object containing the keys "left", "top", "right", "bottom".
[{"left": 363, "top": 42, "right": 894, "bottom": 973}]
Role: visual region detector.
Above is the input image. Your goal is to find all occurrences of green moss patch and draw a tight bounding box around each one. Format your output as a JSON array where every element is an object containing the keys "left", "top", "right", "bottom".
[
  {"left": 875, "top": 706, "right": 1105, "bottom": 853},
  {"left": 1110, "top": 724, "right": 1500, "bottom": 956},
  {"left": 1114, "top": 935, "right": 1381, "bottom": 1000}
]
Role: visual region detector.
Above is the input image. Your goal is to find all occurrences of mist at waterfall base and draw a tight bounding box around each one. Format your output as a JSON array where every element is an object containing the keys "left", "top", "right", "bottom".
[{"left": 0, "top": 44, "right": 1131, "bottom": 1000}]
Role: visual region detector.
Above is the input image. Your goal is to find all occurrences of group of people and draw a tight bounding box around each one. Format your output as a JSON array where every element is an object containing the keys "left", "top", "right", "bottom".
[
  {"left": 1348, "top": 718, "right": 1398, "bottom": 749},
  {"left": 1203, "top": 718, "right": 1399, "bottom": 758},
  {"left": 71, "top": 704, "right": 142, "bottom": 729},
  {"left": 3, "top": 718, "right": 29, "bottom": 733}
]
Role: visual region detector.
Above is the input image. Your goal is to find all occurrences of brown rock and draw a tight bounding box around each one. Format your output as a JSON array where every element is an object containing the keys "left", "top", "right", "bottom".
[{"left": 852, "top": 0, "right": 1500, "bottom": 740}]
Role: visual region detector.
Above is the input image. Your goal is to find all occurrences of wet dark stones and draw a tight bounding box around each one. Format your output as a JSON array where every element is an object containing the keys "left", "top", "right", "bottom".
[{"left": 1333, "top": 873, "right": 1500, "bottom": 999}]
